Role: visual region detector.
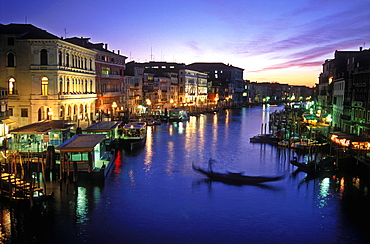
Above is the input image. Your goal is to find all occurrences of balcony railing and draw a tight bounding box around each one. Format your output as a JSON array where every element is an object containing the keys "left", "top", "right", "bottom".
[{"left": 30, "top": 65, "right": 96, "bottom": 75}]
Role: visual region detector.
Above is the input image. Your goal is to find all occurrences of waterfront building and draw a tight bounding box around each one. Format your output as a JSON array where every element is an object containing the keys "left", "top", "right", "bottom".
[
  {"left": 317, "top": 48, "right": 370, "bottom": 136},
  {"left": 248, "top": 82, "right": 312, "bottom": 104},
  {"left": 64, "top": 38, "right": 127, "bottom": 122},
  {"left": 124, "top": 63, "right": 144, "bottom": 117},
  {"left": 126, "top": 61, "right": 210, "bottom": 110},
  {"left": 0, "top": 88, "right": 13, "bottom": 147},
  {"left": 348, "top": 49, "right": 370, "bottom": 135},
  {"left": 0, "top": 24, "right": 97, "bottom": 128},
  {"left": 186, "top": 62, "right": 245, "bottom": 105},
  {"left": 178, "top": 69, "right": 208, "bottom": 107}
]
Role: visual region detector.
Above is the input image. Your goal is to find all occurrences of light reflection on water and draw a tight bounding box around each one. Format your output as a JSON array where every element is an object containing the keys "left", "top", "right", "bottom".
[{"left": 0, "top": 106, "right": 369, "bottom": 243}]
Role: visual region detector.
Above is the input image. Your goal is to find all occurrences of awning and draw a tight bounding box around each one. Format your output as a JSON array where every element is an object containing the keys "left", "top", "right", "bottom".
[{"left": 1, "top": 119, "right": 16, "bottom": 125}]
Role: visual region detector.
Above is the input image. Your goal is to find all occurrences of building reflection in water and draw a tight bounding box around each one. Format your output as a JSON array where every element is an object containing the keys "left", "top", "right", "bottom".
[
  {"left": 318, "top": 178, "right": 331, "bottom": 209},
  {"left": 0, "top": 208, "right": 11, "bottom": 242},
  {"left": 76, "top": 187, "right": 89, "bottom": 224},
  {"left": 144, "top": 126, "right": 153, "bottom": 173},
  {"left": 165, "top": 141, "right": 175, "bottom": 174}
]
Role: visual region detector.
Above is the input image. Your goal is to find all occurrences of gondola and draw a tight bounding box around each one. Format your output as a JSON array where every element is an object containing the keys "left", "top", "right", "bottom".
[
  {"left": 290, "top": 156, "right": 337, "bottom": 174},
  {"left": 192, "top": 163, "right": 285, "bottom": 185}
]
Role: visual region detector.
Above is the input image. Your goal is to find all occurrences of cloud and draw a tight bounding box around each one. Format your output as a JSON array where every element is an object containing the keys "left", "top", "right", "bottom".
[
  {"left": 186, "top": 41, "right": 203, "bottom": 54},
  {"left": 239, "top": 4, "right": 370, "bottom": 72}
]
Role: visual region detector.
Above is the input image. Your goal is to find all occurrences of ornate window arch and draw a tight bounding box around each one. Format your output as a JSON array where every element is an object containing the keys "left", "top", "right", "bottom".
[
  {"left": 58, "top": 51, "right": 63, "bottom": 66},
  {"left": 41, "top": 76, "right": 49, "bottom": 95},
  {"left": 7, "top": 52, "right": 15, "bottom": 67},
  {"left": 40, "top": 49, "right": 48, "bottom": 65},
  {"left": 66, "top": 53, "right": 70, "bottom": 67}
]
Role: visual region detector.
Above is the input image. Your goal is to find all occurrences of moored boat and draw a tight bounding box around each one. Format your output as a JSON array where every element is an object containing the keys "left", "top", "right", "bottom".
[
  {"left": 168, "top": 108, "right": 189, "bottom": 122},
  {"left": 119, "top": 122, "right": 147, "bottom": 151},
  {"left": 192, "top": 162, "right": 285, "bottom": 185},
  {"left": 250, "top": 134, "right": 280, "bottom": 144},
  {"left": 290, "top": 156, "right": 337, "bottom": 174}
]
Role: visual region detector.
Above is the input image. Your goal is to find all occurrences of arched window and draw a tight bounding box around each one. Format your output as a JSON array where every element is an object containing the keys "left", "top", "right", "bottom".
[
  {"left": 40, "top": 49, "right": 48, "bottom": 65},
  {"left": 8, "top": 77, "right": 15, "bottom": 95},
  {"left": 58, "top": 51, "right": 62, "bottom": 66},
  {"left": 66, "top": 53, "right": 70, "bottom": 67},
  {"left": 60, "top": 106, "right": 64, "bottom": 119},
  {"left": 66, "top": 78, "right": 70, "bottom": 94},
  {"left": 47, "top": 108, "right": 52, "bottom": 120},
  {"left": 59, "top": 77, "right": 63, "bottom": 94},
  {"left": 90, "top": 80, "right": 93, "bottom": 93},
  {"left": 7, "top": 52, "right": 15, "bottom": 67},
  {"left": 38, "top": 108, "right": 43, "bottom": 121},
  {"left": 41, "top": 77, "right": 49, "bottom": 95}
]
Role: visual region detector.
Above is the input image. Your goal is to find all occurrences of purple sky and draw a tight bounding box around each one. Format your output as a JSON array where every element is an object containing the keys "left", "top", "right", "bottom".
[{"left": 1, "top": 0, "right": 370, "bottom": 87}]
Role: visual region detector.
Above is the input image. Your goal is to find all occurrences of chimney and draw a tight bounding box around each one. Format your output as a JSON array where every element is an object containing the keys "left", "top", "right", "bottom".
[
  {"left": 118, "top": 50, "right": 120, "bottom": 55},
  {"left": 360, "top": 47, "right": 363, "bottom": 51},
  {"left": 105, "top": 43, "right": 108, "bottom": 50}
]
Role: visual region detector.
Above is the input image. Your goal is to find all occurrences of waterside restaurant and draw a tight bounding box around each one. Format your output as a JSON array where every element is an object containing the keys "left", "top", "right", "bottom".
[
  {"left": 57, "top": 134, "right": 111, "bottom": 180},
  {"left": 330, "top": 132, "right": 370, "bottom": 165},
  {"left": 8, "top": 120, "right": 75, "bottom": 152}
]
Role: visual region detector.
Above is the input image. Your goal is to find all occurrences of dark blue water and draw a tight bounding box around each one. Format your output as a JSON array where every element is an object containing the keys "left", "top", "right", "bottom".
[{"left": 1, "top": 105, "right": 369, "bottom": 244}]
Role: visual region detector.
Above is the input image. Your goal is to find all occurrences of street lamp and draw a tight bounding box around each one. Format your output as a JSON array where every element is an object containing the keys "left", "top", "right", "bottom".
[
  {"left": 111, "top": 102, "right": 118, "bottom": 121},
  {"left": 47, "top": 108, "right": 53, "bottom": 120}
]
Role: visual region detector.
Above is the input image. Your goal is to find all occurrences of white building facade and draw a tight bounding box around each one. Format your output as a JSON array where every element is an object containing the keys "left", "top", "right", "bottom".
[{"left": 0, "top": 24, "right": 97, "bottom": 128}]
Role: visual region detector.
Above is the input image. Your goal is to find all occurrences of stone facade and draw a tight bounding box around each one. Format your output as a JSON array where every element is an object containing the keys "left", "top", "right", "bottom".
[{"left": 0, "top": 24, "right": 98, "bottom": 128}]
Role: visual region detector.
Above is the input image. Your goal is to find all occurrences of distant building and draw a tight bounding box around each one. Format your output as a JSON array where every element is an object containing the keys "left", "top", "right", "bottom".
[
  {"left": 125, "top": 61, "right": 208, "bottom": 109},
  {"left": 178, "top": 69, "right": 208, "bottom": 106},
  {"left": 124, "top": 63, "right": 144, "bottom": 117},
  {"left": 186, "top": 62, "right": 245, "bottom": 104},
  {"left": 248, "top": 82, "right": 312, "bottom": 104}
]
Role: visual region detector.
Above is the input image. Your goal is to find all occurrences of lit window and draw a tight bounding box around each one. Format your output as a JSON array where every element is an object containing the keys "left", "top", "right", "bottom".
[
  {"left": 8, "top": 78, "right": 15, "bottom": 94},
  {"left": 41, "top": 77, "right": 49, "bottom": 95}
]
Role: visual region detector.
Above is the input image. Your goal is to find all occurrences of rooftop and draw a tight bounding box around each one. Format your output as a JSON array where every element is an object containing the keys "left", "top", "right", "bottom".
[
  {"left": 10, "top": 120, "right": 75, "bottom": 134},
  {"left": 57, "top": 134, "right": 106, "bottom": 152},
  {"left": 85, "top": 121, "right": 122, "bottom": 132}
]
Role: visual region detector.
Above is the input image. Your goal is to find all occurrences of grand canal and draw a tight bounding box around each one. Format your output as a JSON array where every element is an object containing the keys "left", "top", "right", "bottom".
[{"left": 1, "top": 105, "right": 370, "bottom": 243}]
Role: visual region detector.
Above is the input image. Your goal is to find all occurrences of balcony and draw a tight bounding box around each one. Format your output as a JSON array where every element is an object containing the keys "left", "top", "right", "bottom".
[
  {"left": 59, "top": 93, "right": 97, "bottom": 99},
  {"left": 101, "top": 74, "right": 121, "bottom": 79},
  {"left": 30, "top": 65, "right": 96, "bottom": 75}
]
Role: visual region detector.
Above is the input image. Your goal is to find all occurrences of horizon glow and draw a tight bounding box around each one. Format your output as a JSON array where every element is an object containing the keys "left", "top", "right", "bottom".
[{"left": 1, "top": 0, "right": 370, "bottom": 87}]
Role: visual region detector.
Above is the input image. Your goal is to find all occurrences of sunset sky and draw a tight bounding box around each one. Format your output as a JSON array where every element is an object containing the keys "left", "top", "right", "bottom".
[{"left": 1, "top": 0, "right": 370, "bottom": 87}]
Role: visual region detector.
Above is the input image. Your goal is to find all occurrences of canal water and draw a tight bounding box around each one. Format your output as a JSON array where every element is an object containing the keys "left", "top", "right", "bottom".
[{"left": 1, "top": 105, "right": 370, "bottom": 244}]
